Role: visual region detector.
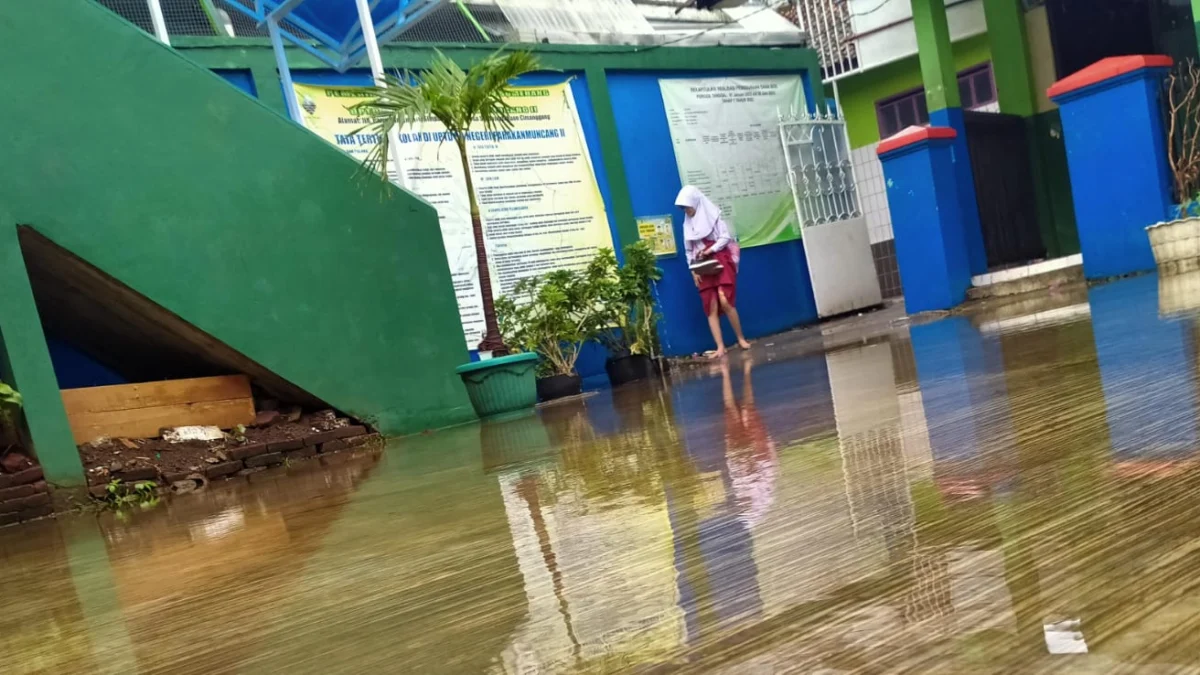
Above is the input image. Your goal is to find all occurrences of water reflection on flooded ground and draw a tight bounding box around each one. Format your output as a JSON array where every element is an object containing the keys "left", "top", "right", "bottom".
[{"left": 13, "top": 272, "right": 1200, "bottom": 673}]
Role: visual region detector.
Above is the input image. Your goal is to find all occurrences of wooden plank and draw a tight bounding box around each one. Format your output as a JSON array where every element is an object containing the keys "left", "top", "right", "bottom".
[
  {"left": 65, "top": 398, "right": 255, "bottom": 445},
  {"left": 60, "top": 375, "right": 252, "bottom": 416}
]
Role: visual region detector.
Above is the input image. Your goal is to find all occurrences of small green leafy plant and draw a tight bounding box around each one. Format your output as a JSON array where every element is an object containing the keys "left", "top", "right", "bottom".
[
  {"left": 590, "top": 242, "right": 664, "bottom": 357},
  {"left": 0, "top": 382, "right": 21, "bottom": 408},
  {"left": 496, "top": 268, "right": 606, "bottom": 377},
  {"left": 0, "top": 381, "right": 22, "bottom": 450},
  {"left": 102, "top": 479, "right": 159, "bottom": 510}
]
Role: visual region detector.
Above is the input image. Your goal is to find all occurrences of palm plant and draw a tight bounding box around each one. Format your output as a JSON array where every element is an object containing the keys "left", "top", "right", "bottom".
[{"left": 352, "top": 49, "right": 541, "bottom": 354}]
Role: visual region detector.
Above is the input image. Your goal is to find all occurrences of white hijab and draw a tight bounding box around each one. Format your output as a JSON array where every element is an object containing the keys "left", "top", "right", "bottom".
[{"left": 675, "top": 185, "right": 724, "bottom": 243}]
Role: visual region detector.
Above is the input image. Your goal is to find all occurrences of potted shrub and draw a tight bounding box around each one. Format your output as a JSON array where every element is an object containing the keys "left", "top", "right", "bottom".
[
  {"left": 1149, "top": 60, "right": 1200, "bottom": 274},
  {"left": 355, "top": 49, "right": 542, "bottom": 417},
  {"left": 496, "top": 269, "right": 604, "bottom": 402},
  {"left": 590, "top": 242, "right": 664, "bottom": 387}
]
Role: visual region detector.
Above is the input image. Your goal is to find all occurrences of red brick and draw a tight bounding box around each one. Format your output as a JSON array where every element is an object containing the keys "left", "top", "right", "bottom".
[
  {"left": 162, "top": 471, "right": 192, "bottom": 484},
  {"left": 0, "top": 512, "right": 19, "bottom": 527},
  {"left": 330, "top": 425, "right": 368, "bottom": 440},
  {"left": 228, "top": 443, "right": 269, "bottom": 461},
  {"left": 285, "top": 446, "right": 317, "bottom": 461},
  {"left": 347, "top": 433, "right": 382, "bottom": 448},
  {"left": 112, "top": 467, "right": 158, "bottom": 483},
  {"left": 318, "top": 439, "right": 348, "bottom": 454},
  {"left": 0, "top": 466, "right": 44, "bottom": 489},
  {"left": 244, "top": 452, "right": 283, "bottom": 468},
  {"left": 0, "top": 492, "right": 50, "bottom": 514},
  {"left": 266, "top": 438, "right": 303, "bottom": 452},
  {"left": 302, "top": 430, "right": 341, "bottom": 447},
  {"left": 0, "top": 484, "right": 38, "bottom": 501},
  {"left": 19, "top": 504, "right": 55, "bottom": 522},
  {"left": 204, "top": 461, "right": 244, "bottom": 480}
]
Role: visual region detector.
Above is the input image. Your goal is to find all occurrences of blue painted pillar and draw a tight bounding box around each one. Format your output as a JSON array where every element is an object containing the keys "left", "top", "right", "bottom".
[
  {"left": 1089, "top": 275, "right": 1197, "bottom": 461},
  {"left": 878, "top": 127, "right": 973, "bottom": 312},
  {"left": 930, "top": 108, "right": 988, "bottom": 276},
  {"left": 1049, "top": 55, "right": 1175, "bottom": 280},
  {"left": 911, "top": 317, "right": 1011, "bottom": 467}
]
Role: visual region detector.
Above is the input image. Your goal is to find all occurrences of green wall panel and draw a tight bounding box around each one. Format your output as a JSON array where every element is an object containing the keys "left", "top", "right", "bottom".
[{"left": 835, "top": 33, "right": 993, "bottom": 149}]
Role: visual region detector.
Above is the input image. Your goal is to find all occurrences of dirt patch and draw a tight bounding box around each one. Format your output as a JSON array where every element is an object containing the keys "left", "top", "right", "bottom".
[{"left": 79, "top": 410, "right": 379, "bottom": 490}]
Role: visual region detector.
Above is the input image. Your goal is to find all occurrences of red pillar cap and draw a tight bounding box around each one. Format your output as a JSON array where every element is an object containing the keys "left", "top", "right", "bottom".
[
  {"left": 876, "top": 126, "right": 957, "bottom": 156},
  {"left": 1047, "top": 55, "right": 1173, "bottom": 100}
]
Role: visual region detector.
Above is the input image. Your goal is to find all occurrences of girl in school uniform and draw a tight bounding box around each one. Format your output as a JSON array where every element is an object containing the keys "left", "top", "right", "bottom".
[{"left": 676, "top": 185, "right": 752, "bottom": 358}]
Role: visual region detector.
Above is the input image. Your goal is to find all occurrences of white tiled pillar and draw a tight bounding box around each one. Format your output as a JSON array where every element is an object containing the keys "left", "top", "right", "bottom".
[{"left": 853, "top": 143, "right": 893, "bottom": 245}]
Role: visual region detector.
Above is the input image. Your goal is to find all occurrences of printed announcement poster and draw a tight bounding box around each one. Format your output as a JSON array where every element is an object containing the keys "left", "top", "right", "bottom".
[
  {"left": 659, "top": 76, "right": 805, "bottom": 247},
  {"left": 293, "top": 82, "right": 613, "bottom": 347}
]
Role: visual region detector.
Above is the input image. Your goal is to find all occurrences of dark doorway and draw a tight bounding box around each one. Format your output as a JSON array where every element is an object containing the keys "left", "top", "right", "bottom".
[
  {"left": 1045, "top": 0, "right": 1198, "bottom": 79},
  {"left": 963, "top": 112, "right": 1047, "bottom": 269}
]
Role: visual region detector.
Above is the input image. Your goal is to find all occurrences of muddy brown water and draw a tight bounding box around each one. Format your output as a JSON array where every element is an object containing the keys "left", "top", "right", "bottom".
[{"left": 12, "top": 272, "right": 1200, "bottom": 673}]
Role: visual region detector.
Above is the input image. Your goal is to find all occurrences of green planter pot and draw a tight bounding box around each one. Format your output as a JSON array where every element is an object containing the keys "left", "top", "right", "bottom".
[{"left": 455, "top": 352, "right": 540, "bottom": 418}]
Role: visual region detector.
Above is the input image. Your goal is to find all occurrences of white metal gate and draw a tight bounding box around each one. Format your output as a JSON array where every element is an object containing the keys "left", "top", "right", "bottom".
[{"left": 779, "top": 107, "right": 883, "bottom": 317}]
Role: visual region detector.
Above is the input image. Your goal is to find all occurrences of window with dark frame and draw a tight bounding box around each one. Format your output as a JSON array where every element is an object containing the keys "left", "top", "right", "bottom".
[{"left": 875, "top": 62, "right": 998, "bottom": 139}]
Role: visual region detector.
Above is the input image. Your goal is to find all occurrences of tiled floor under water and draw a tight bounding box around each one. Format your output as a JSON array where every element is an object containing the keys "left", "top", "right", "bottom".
[{"left": 13, "top": 272, "right": 1200, "bottom": 673}]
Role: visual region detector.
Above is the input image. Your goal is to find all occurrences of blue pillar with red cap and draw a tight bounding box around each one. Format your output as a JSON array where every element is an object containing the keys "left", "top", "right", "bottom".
[
  {"left": 877, "top": 126, "right": 974, "bottom": 313},
  {"left": 1049, "top": 55, "right": 1175, "bottom": 280}
]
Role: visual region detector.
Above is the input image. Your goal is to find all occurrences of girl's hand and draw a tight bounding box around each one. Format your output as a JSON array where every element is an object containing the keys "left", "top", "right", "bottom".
[{"left": 693, "top": 273, "right": 701, "bottom": 287}]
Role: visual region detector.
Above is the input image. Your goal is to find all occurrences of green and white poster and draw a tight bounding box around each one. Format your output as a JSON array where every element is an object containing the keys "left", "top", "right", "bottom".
[{"left": 659, "top": 75, "right": 804, "bottom": 247}]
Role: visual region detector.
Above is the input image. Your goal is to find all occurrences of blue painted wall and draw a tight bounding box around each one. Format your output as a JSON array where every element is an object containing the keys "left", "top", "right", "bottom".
[
  {"left": 213, "top": 69, "right": 258, "bottom": 97},
  {"left": 45, "top": 338, "right": 126, "bottom": 389},
  {"left": 607, "top": 71, "right": 819, "bottom": 357},
  {"left": 283, "top": 69, "right": 822, "bottom": 366}
]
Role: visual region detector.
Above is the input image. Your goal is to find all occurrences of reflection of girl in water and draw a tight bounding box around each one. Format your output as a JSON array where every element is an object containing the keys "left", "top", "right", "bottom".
[
  {"left": 720, "top": 357, "right": 778, "bottom": 528},
  {"left": 664, "top": 358, "right": 779, "bottom": 647}
]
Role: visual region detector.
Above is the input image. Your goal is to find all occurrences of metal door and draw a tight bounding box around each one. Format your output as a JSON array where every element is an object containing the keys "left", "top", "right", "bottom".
[
  {"left": 963, "top": 111, "right": 1047, "bottom": 268},
  {"left": 779, "top": 108, "right": 883, "bottom": 317}
]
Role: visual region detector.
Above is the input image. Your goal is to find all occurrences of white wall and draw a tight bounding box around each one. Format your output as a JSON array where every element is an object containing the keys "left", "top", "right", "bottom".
[{"left": 851, "top": 0, "right": 988, "bottom": 72}]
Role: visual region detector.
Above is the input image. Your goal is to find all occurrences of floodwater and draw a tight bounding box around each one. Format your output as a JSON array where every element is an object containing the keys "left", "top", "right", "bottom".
[{"left": 12, "top": 273, "right": 1200, "bottom": 674}]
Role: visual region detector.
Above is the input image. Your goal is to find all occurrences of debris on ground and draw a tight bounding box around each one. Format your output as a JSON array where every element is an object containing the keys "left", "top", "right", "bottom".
[
  {"left": 162, "top": 426, "right": 224, "bottom": 443},
  {"left": 78, "top": 409, "right": 381, "bottom": 501}
]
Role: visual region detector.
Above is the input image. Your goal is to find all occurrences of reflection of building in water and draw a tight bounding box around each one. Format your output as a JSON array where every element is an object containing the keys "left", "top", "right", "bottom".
[
  {"left": 827, "top": 341, "right": 960, "bottom": 641},
  {"left": 495, "top": 460, "right": 684, "bottom": 672},
  {"left": 827, "top": 343, "right": 915, "bottom": 562}
]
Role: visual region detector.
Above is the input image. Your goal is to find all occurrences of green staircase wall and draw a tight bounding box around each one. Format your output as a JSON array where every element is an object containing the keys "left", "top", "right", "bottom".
[{"left": 0, "top": 0, "right": 475, "bottom": 483}]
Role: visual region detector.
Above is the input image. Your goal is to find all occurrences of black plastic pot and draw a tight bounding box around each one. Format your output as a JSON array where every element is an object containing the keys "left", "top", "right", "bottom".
[
  {"left": 536, "top": 373, "right": 582, "bottom": 402},
  {"left": 605, "top": 353, "right": 654, "bottom": 388}
]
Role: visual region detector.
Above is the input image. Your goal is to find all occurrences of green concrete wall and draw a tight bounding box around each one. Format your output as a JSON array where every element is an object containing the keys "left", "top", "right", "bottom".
[
  {"left": 836, "top": 34, "right": 992, "bottom": 149},
  {"left": 0, "top": 0, "right": 477, "bottom": 461}
]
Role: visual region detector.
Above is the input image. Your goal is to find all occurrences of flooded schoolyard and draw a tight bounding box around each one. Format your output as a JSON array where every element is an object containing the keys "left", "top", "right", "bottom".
[{"left": 9, "top": 272, "right": 1200, "bottom": 674}]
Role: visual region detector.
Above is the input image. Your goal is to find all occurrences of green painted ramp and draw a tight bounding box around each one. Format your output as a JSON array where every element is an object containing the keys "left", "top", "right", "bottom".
[{"left": 0, "top": 0, "right": 475, "bottom": 458}]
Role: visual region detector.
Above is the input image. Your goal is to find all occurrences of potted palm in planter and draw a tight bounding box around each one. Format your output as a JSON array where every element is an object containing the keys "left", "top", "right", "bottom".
[
  {"left": 354, "top": 49, "right": 542, "bottom": 418},
  {"left": 590, "top": 242, "right": 664, "bottom": 387},
  {"left": 496, "top": 269, "right": 604, "bottom": 402}
]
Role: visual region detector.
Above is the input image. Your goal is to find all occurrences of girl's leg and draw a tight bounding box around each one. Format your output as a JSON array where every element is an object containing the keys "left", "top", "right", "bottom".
[
  {"left": 718, "top": 289, "right": 752, "bottom": 350},
  {"left": 707, "top": 298, "right": 727, "bottom": 358}
]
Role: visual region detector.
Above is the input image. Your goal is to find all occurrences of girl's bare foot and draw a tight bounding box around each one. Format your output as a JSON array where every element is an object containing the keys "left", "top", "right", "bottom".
[
  {"left": 709, "top": 349, "right": 727, "bottom": 360},
  {"left": 737, "top": 339, "right": 752, "bottom": 350}
]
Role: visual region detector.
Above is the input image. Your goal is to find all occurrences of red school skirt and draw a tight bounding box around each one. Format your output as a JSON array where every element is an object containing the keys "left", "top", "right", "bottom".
[{"left": 697, "top": 246, "right": 738, "bottom": 316}]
